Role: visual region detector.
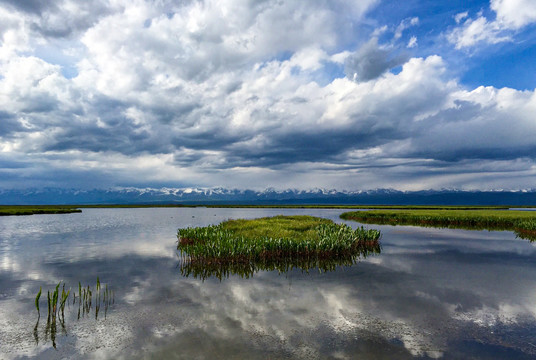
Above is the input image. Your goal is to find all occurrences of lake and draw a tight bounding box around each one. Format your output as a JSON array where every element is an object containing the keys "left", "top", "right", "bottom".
[{"left": 1, "top": 208, "right": 536, "bottom": 359}]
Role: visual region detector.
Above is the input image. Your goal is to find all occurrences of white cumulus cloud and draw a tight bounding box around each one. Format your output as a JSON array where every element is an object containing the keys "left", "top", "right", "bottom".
[{"left": 448, "top": 0, "right": 536, "bottom": 49}]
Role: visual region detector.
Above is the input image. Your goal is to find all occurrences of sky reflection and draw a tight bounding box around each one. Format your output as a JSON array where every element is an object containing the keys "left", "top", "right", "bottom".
[{"left": 1, "top": 208, "right": 535, "bottom": 359}]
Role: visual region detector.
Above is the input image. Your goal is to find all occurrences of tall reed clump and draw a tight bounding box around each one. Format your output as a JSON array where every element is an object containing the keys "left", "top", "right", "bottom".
[{"left": 177, "top": 216, "right": 381, "bottom": 266}]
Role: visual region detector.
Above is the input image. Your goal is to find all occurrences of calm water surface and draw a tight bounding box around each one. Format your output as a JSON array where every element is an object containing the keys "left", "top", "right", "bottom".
[{"left": 1, "top": 208, "right": 536, "bottom": 359}]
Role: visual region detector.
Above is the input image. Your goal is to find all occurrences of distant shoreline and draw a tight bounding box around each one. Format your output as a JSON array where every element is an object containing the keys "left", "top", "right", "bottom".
[
  {"left": 0, "top": 206, "right": 82, "bottom": 216},
  {"left": 1, "top": 204, "right": 535, "bottom": 216},
  {"left": 341, "top": 209, "right": 536, "bottom": 241}
]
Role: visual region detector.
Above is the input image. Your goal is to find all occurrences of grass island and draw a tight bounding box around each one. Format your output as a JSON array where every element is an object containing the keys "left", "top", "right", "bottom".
[{"left": 177, "top": 215, "right": 381, "bottom": 269}]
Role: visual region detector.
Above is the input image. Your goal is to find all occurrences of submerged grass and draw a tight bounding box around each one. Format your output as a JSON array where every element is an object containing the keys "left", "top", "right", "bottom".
[
  {"left": 177, "top": 215, "right": 381, "bottom": 267},
  {"left": 340, "top": 209, "right": 536, "bottom": 240}
]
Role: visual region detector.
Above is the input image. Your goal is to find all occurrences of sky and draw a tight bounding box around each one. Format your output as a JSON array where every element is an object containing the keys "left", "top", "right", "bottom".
[{"left": 0, "top": 0, "right": 535, "bottom": 191}]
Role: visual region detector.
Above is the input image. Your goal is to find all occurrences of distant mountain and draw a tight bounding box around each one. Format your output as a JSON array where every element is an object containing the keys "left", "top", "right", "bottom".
[{"left": 1, "top": 187, "right": 536, "bottom": 205}]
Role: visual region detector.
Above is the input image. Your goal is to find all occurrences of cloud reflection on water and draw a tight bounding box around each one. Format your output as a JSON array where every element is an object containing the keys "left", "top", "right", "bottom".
[{"left": 1, "top": 208, "right": 536, "bottom": 359}]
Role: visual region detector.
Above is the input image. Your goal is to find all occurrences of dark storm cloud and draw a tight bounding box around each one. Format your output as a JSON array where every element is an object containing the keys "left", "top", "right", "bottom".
[
  {"left": 0, "top": 111, "right": 23, "bottom": 136},
  {"left": 410, "top": 145, "right": 536, "bottom": 163},
  {"left": 172, "top": 130, "right": 240, "bottom": 151},
  {"left": 223, "top": 128, "right": 398, "bottom": 167},
  {"left": 0, "top": 152, "right": 119, "bottom": 189},
  {"left": 0, "top": 0, "right": 53, "bottom": 14},
  {"left": 1, "top": 0, "right": 114, "bottom": 38},
  {"left": 168, "top": 105, "right": 403, "bottom": 168},
  {"left": 152, "top": 102, "right": 202, "bottom": 124},
  {"left": 44, "top": 120, "right": 167, "bottom": 155},
  {"left": 224, "top": 81, "right": 243, "bottom": 94},
  {"left": 345, "top": 38, "right": 408, "bottom": 81},
  {"left": 19, "top": 94, "right": 59, "bottom": 114},
  {"left": 37, "top": 97, "right": 150, "bottom": 154},
  {"left": 402, "top": 98, "right": 536, "bottom": 163},
  {"left": 38, "top": 95, "right": 208, "bottom": 156},
  {"left": 31, "top": 22, "right": 91, "bottom": 39}
]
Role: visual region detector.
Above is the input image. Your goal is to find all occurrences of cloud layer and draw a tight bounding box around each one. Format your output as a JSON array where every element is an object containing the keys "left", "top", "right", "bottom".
[{"left": 0, "top": 0, "right": 535, "bottom": 190}]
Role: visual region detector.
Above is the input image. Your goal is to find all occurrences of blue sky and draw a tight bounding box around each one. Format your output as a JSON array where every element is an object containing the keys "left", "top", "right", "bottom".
[{"left": 0, "top": 0, "right": 535, "bottom": 191}]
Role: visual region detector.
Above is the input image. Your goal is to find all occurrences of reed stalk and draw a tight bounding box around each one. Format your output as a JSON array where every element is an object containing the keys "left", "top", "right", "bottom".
[
  {"left": 47, "top": 291, "right": 51, "bottom": 320},
  {"left": 35, "top": 287, "right": 41, "bottom": 317}
]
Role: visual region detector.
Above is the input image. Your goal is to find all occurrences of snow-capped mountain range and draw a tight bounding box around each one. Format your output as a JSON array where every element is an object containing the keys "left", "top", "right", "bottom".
[{"left": 1, "top": 187, "right": 536, "bottom": 205}]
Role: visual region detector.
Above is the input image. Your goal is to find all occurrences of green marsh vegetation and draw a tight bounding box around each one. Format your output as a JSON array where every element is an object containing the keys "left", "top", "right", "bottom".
[
  {"left": 340, "top": 209, "right": 536, "bottom": 241},
  {"left": 177, "top": 215, "right": 381, "bottom": 280},
  {"left": 0, "top": 205, "right": 81, "bottom": 216},
  {"left": 33, "top": 278, "right": 115, "bottom": 348}
]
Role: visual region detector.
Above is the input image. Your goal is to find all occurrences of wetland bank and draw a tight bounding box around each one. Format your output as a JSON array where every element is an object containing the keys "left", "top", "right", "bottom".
[
  {"left": 341, "top": 208, "right": 536, "bottom": 241},
  {"left": 1, "top": 207, "right": 536, "bottom": 359}
]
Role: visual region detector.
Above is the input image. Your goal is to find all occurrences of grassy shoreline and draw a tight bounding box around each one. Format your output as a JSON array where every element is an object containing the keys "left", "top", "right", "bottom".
[
  {"left": 177, "top": 215, "right": 381, "bottom": 266},
  {"left": 340, "top": 209, "right": 536, "bottom": 240},
  {"left": 0, "top": 206, "right": 82, "bottom": 216}
]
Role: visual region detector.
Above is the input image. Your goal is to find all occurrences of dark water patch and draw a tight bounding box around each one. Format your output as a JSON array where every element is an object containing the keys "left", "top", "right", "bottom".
[{"left": 446, "top": 341, "right": 534, "bottom": 359}]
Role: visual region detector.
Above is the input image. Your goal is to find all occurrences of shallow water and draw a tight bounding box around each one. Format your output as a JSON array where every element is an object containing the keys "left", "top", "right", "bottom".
[{"left": 1, "top": 208, "right": 536, "bottom": 359}]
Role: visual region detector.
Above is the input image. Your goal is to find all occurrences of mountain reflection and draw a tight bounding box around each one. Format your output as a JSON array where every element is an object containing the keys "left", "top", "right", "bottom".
[{"left": 178, "top": 240, "right": 381, "bottom": 280}]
